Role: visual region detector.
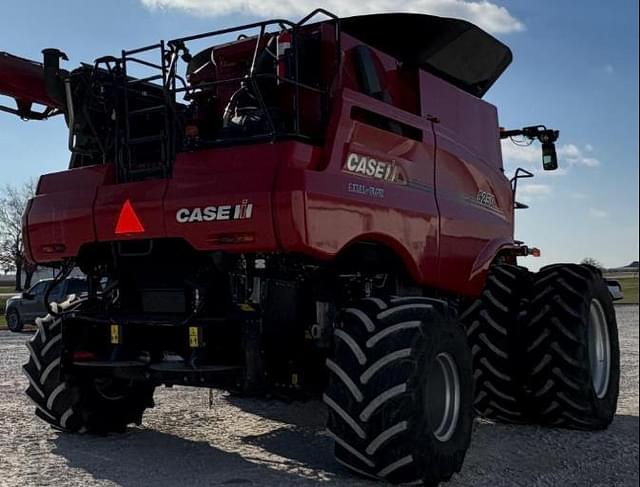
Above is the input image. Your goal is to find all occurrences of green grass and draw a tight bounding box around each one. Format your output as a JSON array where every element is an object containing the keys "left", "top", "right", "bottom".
[
  {"left": 617, "top": 276, "right": 639, "bottom": 305},
  {"left": 0, "top": 286, "right": 16, "bottom": 294}
]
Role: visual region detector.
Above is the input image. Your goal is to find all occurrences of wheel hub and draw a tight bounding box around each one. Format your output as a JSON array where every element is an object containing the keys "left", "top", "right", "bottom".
[
  {"left": 588, "top": 299, "right": 611, "bottom": 399},
  {"left": 7, "top": 312, "right": 18, "bottom": 329},
  {"left": 426, "top": 352, "right": 461, "bottom": 442}
]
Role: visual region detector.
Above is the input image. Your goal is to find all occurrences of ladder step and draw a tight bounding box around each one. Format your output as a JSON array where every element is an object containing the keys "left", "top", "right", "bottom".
[
  {"left": 129, "top": 134, "right": 166, "bottom": 145},
  {"left": 129, "top": 105, "right": 166, "bottom": 116}
]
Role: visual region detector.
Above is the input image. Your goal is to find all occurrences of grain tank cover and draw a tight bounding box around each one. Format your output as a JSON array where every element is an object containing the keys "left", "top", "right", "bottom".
[{"left": 341, "top": 13, "right": 512, "bottom": 97}]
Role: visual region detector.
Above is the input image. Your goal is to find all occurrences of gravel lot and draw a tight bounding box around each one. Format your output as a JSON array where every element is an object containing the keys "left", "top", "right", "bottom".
[{"left": 0, "top": 306, "right": 637, "bottom": 487}]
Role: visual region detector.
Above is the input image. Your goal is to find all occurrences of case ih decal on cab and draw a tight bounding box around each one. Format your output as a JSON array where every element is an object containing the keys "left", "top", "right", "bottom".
[
  {"left": 176, "top": 200, "right": 254, "bottom": 223},
  {"left": 343, "top": 152, "right": 407, "bottom": 184}
]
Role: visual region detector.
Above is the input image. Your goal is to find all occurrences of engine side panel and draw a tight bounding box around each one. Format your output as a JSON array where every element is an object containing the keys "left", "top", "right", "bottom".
[{"left": 421, "top": 72, "right": 515, "bottom": 295}]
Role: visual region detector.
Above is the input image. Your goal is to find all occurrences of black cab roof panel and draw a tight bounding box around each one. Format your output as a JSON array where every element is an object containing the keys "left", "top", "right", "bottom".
[{"left": 340, "top": 13, "right": 513, "bottom": 97}]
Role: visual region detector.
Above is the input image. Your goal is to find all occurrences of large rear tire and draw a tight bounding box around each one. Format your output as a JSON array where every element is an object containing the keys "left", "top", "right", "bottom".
[
  {"left": 461, "top": 264, "right": 531, "bottom": 423},
  {"left": 523, "top": 264, "right": 620, "bottom": 430},
  {"left": 325, "top": 297, "right": 473, "bottom": 485},
  {"left": 23, "top": 301, "right": 155, "bottom": 433}
]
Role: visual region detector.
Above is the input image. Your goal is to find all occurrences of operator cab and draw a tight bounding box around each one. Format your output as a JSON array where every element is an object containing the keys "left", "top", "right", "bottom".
[{"left": 181, "top": 28, "right": 326, "bottom": 145}]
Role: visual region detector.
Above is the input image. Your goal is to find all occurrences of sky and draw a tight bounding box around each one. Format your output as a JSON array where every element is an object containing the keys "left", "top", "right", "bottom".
[{"left": 0, "top": 0, "right": 638, "bottom": 270}]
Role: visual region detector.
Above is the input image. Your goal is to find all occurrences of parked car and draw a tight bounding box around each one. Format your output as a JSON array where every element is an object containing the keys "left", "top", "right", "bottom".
[
  {"left": 606, "top": 278, "right": 624, "bottom": 301},
  {"left": 4, "top": 278, "right": 87, "bottom": 332}
]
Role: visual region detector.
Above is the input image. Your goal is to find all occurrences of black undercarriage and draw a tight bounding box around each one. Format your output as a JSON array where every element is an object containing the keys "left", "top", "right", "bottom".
[{"left": 57, "top": 238, "right": 414, "bottom": 396}]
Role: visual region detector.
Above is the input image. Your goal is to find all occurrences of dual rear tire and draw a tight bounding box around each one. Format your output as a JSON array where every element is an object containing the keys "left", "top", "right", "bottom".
[
  {"left": 325, "top": 263, "right": 620, "bottom": 485},
  {"left": 462, "top": 263, "right": 619, "bottom": 430}
]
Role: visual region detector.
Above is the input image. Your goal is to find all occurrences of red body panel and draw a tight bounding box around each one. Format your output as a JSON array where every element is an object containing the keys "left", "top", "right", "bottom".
[{"left": 22, "top": 31, "right": 515, "bottom": 299}]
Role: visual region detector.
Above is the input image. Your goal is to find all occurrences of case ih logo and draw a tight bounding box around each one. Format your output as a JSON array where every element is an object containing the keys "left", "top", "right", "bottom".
[
  {"left": 176, "top": 200, "right": 253, "bottom": 223},
  {"left": 344, "top": 152, "right": 407, "bottom": 184}
]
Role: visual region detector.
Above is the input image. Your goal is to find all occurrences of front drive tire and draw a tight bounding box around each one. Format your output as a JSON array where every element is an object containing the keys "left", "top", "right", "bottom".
[
  {"left": 325, "top": 297, "right": 473, "bottom": 485},
  {"left": 22, "top": 302, "right": 155, "bottom": 434},
  {"left": 523, "top": 264, "right": 620, "bottom": 430}
]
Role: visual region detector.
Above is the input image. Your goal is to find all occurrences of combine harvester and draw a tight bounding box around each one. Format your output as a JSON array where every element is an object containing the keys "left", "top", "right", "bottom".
[{"left": 0, "top": 10, "right": 620, "bottom": 485}]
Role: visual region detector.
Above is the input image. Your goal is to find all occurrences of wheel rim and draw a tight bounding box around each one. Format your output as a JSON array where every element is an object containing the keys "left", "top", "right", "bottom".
[
  {"left": 426, "top": 352, "right": 461, "bottom": 442},
  {"left": 7, "top": 312, "right": 18, "bottom": 330},
  {"left": 588, "top": 299, "right": 611, "bottom": 399}
]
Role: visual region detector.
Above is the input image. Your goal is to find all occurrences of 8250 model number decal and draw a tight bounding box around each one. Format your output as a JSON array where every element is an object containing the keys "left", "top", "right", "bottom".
[{"left": 476, "top": 191, "right": 498, "bottom": 209}]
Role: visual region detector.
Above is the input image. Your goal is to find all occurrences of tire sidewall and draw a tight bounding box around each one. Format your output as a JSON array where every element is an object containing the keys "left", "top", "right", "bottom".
[
  {"left": 579, "top": 277, "right": 620, "bottom": 423},
  {"left": 410, "top": 315, "right": 474, "bottom": 479}
]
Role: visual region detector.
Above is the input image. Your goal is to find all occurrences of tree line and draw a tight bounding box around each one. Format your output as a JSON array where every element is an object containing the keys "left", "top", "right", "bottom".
[{"left": 0, "top": 181, "right": 36, "bottom": 290}]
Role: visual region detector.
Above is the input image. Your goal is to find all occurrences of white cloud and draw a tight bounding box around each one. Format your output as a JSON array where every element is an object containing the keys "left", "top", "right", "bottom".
[
  {"left": 589, "top": 208, "right": 609, "bottom": 219},
  {"left": 501, "top": 140, "right": 600, "bottom": 172},
  {"left": 501, "top": 140, "right": 539, "bottom": 166},
  {"left": 519, "top": 184, "right": 552, "bottom": 196},
  {"left": 570, "top": 192, "right": 588, "bottom": 200},
  {"left": 557, "top": 144, "right": 600, "bottom": 167},
  {"left": 140, "top": 0, "right": 525, "bottom": 34},
  {"left": 516, "top": 183, "right": 552, "bottom": 203}
]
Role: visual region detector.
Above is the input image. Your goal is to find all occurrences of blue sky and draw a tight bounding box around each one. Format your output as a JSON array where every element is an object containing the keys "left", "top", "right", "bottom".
[{"left": 0, "top": 1, "right": 638, "bottom": 269}]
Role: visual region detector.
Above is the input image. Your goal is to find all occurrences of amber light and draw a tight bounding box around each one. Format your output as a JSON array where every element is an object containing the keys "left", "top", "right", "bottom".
[
  {"left": 531, "top": 247, "right": 541, "bottom": 257},
  {"left": 40, "top": 244, "right": 66, "bottom": 254},
  {"left": 208, "top": 233, "right": 255, "bottom": 244},
  {"left": 115, "top": 199, "right": 145, "bottom": 235}
]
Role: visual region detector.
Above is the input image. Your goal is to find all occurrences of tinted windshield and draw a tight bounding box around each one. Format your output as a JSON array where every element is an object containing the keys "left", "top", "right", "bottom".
[{"left": 28, "top": 282, "right": 48, "bottom": 296}]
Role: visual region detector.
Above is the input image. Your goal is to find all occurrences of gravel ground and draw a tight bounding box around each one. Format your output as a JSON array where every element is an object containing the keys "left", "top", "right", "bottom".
[{"left": 0, "top": 306, "right": 637, "bottom": 487}]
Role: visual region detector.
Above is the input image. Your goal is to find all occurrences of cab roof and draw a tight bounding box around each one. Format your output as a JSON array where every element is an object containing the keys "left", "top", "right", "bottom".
[{"left": 340, "top": 13, "right": 513, "bottom": 98}]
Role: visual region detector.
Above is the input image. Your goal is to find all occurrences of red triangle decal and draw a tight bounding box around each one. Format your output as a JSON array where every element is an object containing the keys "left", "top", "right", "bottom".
[{"left": 115, "top": 199, "right": 145, "bottom": 234}]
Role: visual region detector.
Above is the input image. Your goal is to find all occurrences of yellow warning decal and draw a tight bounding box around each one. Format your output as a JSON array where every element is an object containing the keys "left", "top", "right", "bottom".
[
  {"left": 110, "top": 324, "right": 121, "bottom": 345},
  {"left": 189, "top": 326, "right": 200, "bottom": 348}
]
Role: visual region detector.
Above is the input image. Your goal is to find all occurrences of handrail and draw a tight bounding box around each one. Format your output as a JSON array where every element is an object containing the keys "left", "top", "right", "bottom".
[{"left": 113, "top": 10, "right": 341, "bottom": 180}]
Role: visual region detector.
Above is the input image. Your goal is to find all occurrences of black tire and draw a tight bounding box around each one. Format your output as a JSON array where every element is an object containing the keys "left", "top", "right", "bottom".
[
  {"left": 523, "top": 264, "right": 620, "bottom": 430},
  {"left": 325, "top": 297, "right": 473, "bottom": 485},
  {"left": 23, "top": 301, "right": 155, "bottom": 433},
  {"left": 461, "top": 264, "right": 531, "bottom": 423},
  {"left": 6, "top": 308, "right": 24, "bottom": 332}
]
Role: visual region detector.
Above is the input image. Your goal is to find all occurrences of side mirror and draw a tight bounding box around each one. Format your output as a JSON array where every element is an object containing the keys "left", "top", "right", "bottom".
[
  {"left": 501, "top": 126, "right": 560, "bottom": 172},
  {"left": 542, "top": 140, "right": 558, "bottom": 171}
]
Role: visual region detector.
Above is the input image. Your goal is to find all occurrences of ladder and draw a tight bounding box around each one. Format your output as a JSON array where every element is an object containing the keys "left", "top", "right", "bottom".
[{"left": 119, "top": 41, "right": 174, "bottom": 182}]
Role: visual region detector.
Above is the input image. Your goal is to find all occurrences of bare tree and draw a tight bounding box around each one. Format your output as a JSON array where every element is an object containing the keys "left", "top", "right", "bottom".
[
  {"left": 581, "top": 257, "right": 603, "bottom": 270},
  {"left": 0, "top": 181, "right": 36, "bottom": 290}
]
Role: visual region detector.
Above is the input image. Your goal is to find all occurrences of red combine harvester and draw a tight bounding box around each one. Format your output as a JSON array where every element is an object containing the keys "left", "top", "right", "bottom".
[{"left": 0, "top": 10, "right": 620, "bottom": 485}]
